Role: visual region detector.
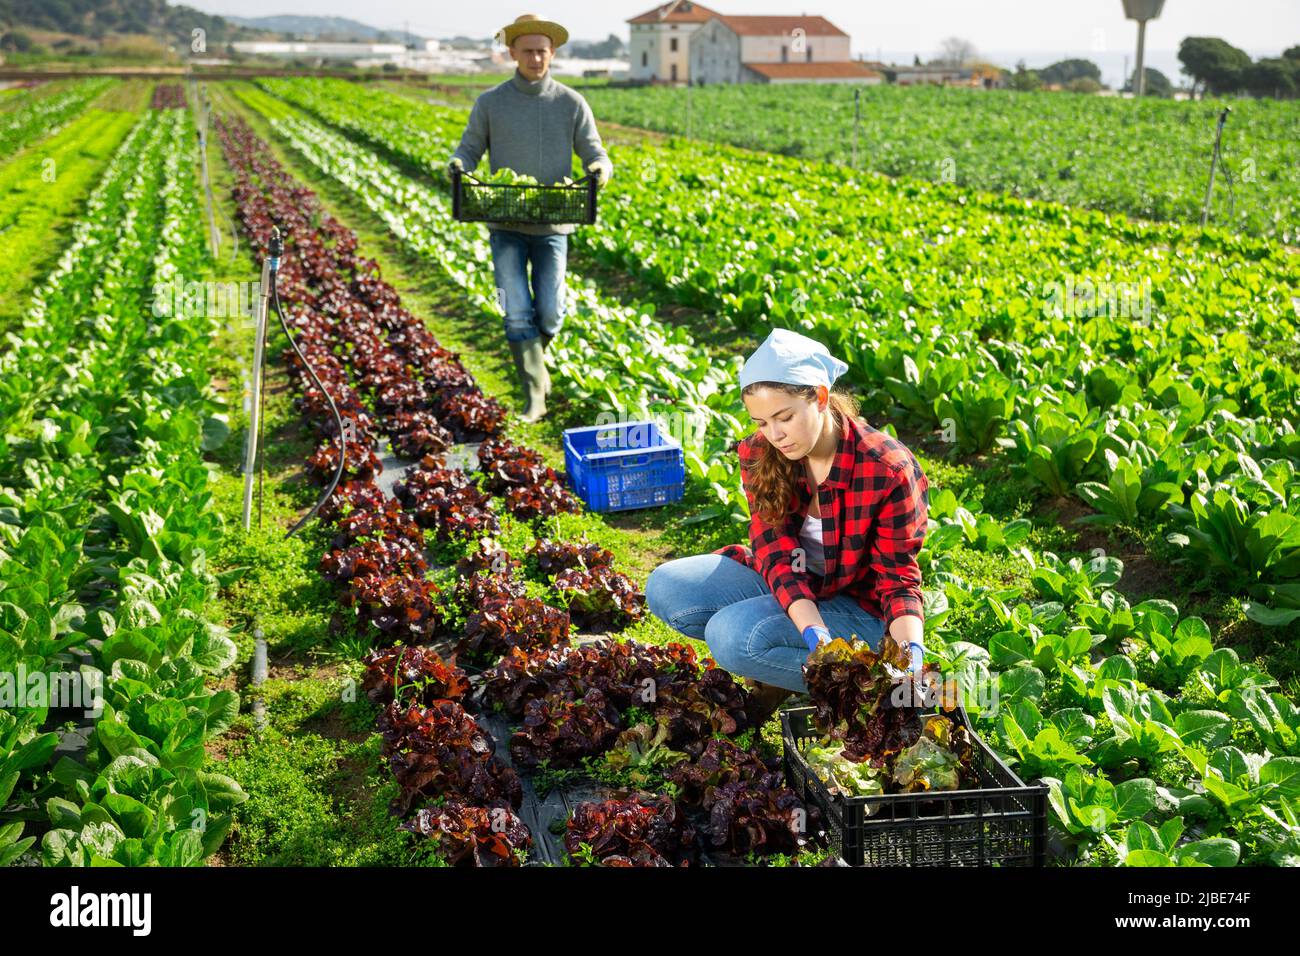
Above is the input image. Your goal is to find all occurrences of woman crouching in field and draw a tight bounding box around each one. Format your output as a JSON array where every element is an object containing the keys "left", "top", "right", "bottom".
[{"left": 645, "top": 328, "right": 931, "bottom": 725}]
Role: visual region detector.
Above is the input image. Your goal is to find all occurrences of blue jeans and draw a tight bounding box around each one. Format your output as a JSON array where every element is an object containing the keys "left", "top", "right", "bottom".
[
  {"left": 644, "top": 553, "right": 887, "bottom": 693},
  {"left": 488, "top": 229, "right": 568, "bottom": 343}
]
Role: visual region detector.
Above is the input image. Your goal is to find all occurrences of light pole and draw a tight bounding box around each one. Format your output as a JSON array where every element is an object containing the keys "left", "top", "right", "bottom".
[{"left": 1122, "top": 0, "right": 1166, "bottom": 96}]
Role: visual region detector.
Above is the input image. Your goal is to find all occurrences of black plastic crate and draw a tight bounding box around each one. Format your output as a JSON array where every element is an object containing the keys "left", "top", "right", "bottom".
[
  {"left": 452, "top": 167, "right": 598, "bottom": 226},
  {"left": 782, "top": 705, "right": 1048, "bottom": 867}
]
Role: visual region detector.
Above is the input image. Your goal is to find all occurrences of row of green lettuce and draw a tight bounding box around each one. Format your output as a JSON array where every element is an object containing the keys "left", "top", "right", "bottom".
[
  {"left": 0, "top": 103, "right": 146, "bottom": 324},
  {"left": 0, "top": 105, "right": 244, "bottom": 867},
  {"left": 254, "top": 76, "right": 1300, "bottom": 629},
  {"left": 238, "top": 79, "right": 1300, "bottom": 864},
  {"left": 0, "top": 78, "right": 113, "bottom": 159}
]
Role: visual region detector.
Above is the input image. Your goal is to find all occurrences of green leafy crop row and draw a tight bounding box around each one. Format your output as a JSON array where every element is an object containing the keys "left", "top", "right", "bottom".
[
  {"left": 0, "top": 108, "right": 243, "bottom": 867},
  {"left": 581, "top": 82, "right": 1300, "bottom": 242}
]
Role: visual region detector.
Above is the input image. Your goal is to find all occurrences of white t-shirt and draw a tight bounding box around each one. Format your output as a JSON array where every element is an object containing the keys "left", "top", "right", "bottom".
[{"left": 798, "top": 512, "right": 826, "bottom": 575}]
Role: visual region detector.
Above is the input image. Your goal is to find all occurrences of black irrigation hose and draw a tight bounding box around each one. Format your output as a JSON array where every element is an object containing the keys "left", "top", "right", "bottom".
[{"left": 268, "top": 238, "right": 348, "bottom": 539}]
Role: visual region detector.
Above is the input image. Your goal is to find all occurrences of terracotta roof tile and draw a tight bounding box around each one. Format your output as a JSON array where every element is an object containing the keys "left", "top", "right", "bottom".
[
  {"left": 745, "top": 61, "right": 881, "bottom": 79},
  {"left": 716, "top": 15, "right": 848, "bottom": 37},
  {"left": 627, "top": 1, "right": 722, "bottom": 25}
]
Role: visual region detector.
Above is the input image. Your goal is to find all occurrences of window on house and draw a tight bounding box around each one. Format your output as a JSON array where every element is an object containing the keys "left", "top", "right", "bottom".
[
  {"left": 671, "top": 63, "right": 678, "bottom": 80},
  {"left": 670, "top": 38, "right": 678, "bottom": 52},
  {"left": 642, "top": 51, "right": 648, "bottom": 67},
  {"left": 781, "top": 45, "right": 788, "bottom": 62},
  {"left": 807, "top": 46, "right": 813, "bottom": 62}
]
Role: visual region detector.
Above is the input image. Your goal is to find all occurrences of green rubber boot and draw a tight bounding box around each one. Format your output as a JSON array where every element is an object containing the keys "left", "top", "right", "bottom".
[
  {"left": 508, "top": 336, "right": 548, "bottom": 423},
  {"left": 539, "top": 332, "right": 553, "bottom": 396}
]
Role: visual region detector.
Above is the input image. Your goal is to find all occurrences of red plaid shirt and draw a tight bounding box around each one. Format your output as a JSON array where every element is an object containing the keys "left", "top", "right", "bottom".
[{"left": 714, "top": 414, "right": 929, "bottom": 630}]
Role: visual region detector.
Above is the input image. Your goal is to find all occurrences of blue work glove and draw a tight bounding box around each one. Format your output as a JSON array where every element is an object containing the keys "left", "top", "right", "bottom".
[
  {"left": 906, "top": 641, "right": 925, "bottom": 675},
  {"left": 802, "top": 625, "right": 832, "bottom": 653}
]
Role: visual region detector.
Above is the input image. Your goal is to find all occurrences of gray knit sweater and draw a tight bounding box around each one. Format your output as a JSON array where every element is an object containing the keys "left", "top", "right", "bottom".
[{"left": 450, "top": 68, "right": 613, "bottom": 237}]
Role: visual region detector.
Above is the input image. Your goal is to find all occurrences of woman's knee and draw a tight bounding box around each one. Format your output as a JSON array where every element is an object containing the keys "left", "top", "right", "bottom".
[
  {"left": 644, "top": 563, "right": 672, "bottom": 621},
  {"left": 702, "top": 605, "right": 745, "bottom": 673},
  {"left": 646, "top": 555, "right": 714, "bottom": 630},
  {"left": 703, "top": 597, "right": 781, "bottom": 672}
]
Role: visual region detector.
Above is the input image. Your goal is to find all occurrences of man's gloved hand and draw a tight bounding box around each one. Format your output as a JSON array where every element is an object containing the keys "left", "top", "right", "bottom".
[
  {"left": 586, "top": 160, "right": 611, "bottom": 189},
  {"left": 906, "top": 641, "right": 925, "bottom": 675},
  {"left": 447, "top": 157, "right": 464, "bottom": 175},
  {"left": 801, "top": 625, "right": 832, "bottom": 653}
]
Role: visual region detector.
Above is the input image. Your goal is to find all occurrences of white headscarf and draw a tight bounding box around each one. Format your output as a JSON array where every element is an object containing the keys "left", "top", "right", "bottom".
[{"left": 738, "top": 328, "right": 848, "bottom": 391}]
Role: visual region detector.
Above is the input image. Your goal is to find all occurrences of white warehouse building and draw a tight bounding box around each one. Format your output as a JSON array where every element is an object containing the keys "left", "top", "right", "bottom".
[
  {"left": 690, "top": 14, "right": 881, "bottom": 85},
  {"left": 626, "top": 1, "right": 721, "bottom": 83}
]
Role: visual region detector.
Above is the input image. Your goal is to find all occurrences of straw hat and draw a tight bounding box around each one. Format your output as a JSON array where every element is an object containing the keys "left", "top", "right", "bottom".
[{"left": 498, "top": 13, "right": 569, "bottom": 49}]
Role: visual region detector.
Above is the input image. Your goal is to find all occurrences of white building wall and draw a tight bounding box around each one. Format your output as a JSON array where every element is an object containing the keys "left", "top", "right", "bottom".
[
  {"left": 628, "top": 21, "right": 704, "bottom": 82},
  {"left": 690, "top": 23, "right": 856, "bottom": 84},
  {"left": 689, "top": 19, "right": 743, "bottom": 84},
  {"left": 739, "top": 34, "right": 850, "bottom": 64}
]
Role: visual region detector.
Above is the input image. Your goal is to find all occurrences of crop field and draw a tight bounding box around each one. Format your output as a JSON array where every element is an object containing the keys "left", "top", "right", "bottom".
[
  {"left": 0, "top": 71, "right": 1298, "bottom": 875},
  {"left": 581, "top": 82, "right": 1300, "bottom": 242}
]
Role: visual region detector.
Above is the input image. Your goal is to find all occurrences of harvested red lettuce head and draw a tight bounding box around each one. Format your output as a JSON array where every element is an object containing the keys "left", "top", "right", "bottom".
[{"left": 803, "top": 637, "right": 972, "bottom": 788}]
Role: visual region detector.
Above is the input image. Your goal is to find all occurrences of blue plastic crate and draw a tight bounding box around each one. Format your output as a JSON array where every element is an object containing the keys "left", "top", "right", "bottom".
[{"left": 563, "top": 420, "right": 685, "bottom": 513}]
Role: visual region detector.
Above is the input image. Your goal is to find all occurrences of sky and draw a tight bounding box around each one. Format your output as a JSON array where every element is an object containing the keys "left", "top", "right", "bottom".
[{"left": 193, "top": 0, "right": 1298, "bottom": 82}]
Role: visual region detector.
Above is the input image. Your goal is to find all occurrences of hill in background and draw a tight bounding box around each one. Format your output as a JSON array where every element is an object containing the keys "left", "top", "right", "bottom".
[
  {"left": 224, "top": 14, "right": 420, "bottom": 43},
  {"left": 0, "top": 0, "right": 256, "bottom": 43}
]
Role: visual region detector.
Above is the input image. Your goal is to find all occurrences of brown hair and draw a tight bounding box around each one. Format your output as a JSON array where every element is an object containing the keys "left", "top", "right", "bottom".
[{"left": 740, "top": 381, "right": 862, "bottom": 526}]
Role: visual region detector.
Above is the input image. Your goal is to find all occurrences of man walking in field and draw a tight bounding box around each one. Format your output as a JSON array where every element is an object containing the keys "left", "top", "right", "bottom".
[{"left": 448, "top": 13, "right": 614, "bottom": 423}]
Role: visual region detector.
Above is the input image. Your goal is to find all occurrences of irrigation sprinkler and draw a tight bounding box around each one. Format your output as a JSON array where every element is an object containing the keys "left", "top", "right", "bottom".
[
  {"left": 241, "top": 225, "right": 349, "bottom": 538},
  {"left": 1201, "top": 107, "right": 1232, "bottom": 228},
  {"left": 239, "top": 224, "right": 350, "bottom": 737},
  {"left": 197, "top": 90, "right": 221, "bottom": 259},
  {"left": 240, "top": 229, "right": 276, "bottom": 533}
]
